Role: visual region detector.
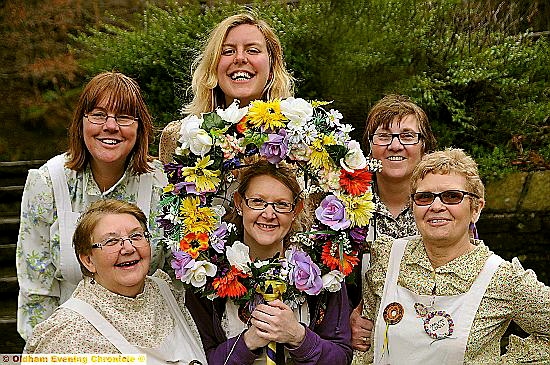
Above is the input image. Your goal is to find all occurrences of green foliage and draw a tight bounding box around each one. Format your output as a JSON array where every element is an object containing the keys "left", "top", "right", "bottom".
[{"left": 71, "top": 0, "right": 550, "bottom": 178}]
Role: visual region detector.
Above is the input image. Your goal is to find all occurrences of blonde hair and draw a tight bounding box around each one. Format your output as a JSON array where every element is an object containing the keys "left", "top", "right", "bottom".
[
  {"left": 184, "top": 13, "right": 294, "bottom": 115},
  {"left": 410, "top": 148, "right": 484, "bottom": 212}
]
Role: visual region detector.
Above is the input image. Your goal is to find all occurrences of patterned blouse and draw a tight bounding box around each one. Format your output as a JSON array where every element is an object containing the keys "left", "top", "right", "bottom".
[
  {"left": 353, "top": 235, "right": 550, "bottom": 364},
  {"left": 24, "top": 271, "right": 200, "bottom": 353},
  {"left": 16, "top": 155, "right": 168, "bottom": 340},
  {"left": 370, "top": 190, "right": 418, "bottom": 241}
]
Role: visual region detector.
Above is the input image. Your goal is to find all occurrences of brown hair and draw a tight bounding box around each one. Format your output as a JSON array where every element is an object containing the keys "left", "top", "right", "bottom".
[
  {"left": 184, "top": 13, "right": 294, "bottom": 115},
  {"left": 66, "top": 71, "right": 153, "bottom": 174},
  {"left": 73, "top": 199, "right": 148, "bottom": 277},
  {"left": 410, "top": 148, "right": 484, "bottom": 212},
  {"left": 225, "top": 159, "right": 304, "bottom": 246},
  {"left": 362, "top": 94, "right": 436, "bottom": 155}
]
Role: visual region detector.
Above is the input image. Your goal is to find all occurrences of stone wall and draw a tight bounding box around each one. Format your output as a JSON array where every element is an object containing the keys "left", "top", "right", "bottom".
[{"left": 478, "top": 171, "right": 550, "bottom": 285}]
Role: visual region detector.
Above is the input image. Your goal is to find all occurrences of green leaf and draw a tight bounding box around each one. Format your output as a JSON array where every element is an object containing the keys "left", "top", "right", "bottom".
[
  {"left": 326, "top": 144, "right": 347, "bottom": 164},
  {"left": 202, "top": 112, "right": 225, "bottom": 131}
]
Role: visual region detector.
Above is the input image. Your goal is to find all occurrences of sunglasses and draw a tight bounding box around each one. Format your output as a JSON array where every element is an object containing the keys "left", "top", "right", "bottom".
[{"left": 411, "top": 190, "right": 480, "bottom": 206}]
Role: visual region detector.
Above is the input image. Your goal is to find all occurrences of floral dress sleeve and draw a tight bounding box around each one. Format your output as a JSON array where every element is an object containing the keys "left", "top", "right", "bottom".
[
  {"left": 500, "top": 257, "right": 550, "bottom": 363},
  {"left": 16, "top": 166, "right": 61, "bottom": 340},
  {"left": 146, "top": 160, "right": 170, "bottom": 274}
]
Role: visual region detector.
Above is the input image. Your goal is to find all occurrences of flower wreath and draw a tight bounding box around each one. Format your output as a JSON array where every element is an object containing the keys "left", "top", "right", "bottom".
[{"left": 157, "top": 98, "right": 382, "bottom": 312}]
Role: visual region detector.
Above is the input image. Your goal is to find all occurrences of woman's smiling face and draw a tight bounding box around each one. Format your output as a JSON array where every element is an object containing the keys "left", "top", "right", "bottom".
[
  {"left": 216, "top": 23, "right": 271, "bottom": 107},
  {"left": 234, "top": 174, "right": 297, "bottom": 260},
  {"left": 80, "top": 213, "right": 151, "bottom": 297}
]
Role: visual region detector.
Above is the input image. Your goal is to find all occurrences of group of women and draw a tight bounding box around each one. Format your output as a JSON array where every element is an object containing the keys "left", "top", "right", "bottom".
[{"left": 17, "top": 11, "right": 550, "bottom": 365}]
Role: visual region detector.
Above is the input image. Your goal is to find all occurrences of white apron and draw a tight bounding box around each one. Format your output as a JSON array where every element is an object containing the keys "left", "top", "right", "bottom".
[
  {"left": 61, "top": 276, "right": 207, "bottom": 365},
  {"left": 373, "top": 238, "right": 503, "bottom": 365},
  {"left": 46, "top": 154, "right": 153, "bottom": 303}
]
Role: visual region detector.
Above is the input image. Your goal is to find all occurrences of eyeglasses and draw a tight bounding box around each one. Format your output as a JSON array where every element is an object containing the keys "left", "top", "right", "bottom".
[
  {"left": 371, "top": 132, "right": 421, "bottom": 146},
  {"left": 244, "top": 197, "right": 295, "bottom": 213},
  {"left": 411, "top": 190, "right": 480, "bottom": 206},
  {"left": 85, "top": 111, "right": 138, "bottom": 127},
  {"left": 91, "top": 231, "right": 150, "bottom": 253}
]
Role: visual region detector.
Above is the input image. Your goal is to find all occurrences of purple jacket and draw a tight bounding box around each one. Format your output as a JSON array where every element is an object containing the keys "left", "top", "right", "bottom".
[{"left": 185, "top": 286, "right": 352, "bottom": 365}]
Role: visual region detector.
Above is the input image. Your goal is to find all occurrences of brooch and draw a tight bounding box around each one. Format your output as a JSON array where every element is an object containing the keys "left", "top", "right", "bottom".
[{"left": 414, "top": 302, "right": 454, "bottom": 340}]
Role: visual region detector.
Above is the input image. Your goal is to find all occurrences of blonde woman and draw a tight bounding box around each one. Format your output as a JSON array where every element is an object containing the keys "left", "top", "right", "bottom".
[{"left": 159, "top": 12, "right": 294, "bottom": 163}]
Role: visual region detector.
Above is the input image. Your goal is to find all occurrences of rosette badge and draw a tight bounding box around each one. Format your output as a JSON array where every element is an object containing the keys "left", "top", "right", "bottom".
[{"left": 157, "top": 97, "right": 381, "bottom": 308}]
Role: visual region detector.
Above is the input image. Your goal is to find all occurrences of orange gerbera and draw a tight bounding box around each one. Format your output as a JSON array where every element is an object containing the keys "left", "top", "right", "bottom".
[
  {"left": 321, "top": 241, "right": 359, "bottom": 276},
  {"left": 236, "top": 116, "right": 250, "bottom": 134},
  {"left": 212, "top": 267, "right": 248, "bottom": 298},
  {"left": 179, "top": 232, "right": 209, "bottom": 259},
  {"left": 340, "top": 168, "right": 373, "bottom": 196}
]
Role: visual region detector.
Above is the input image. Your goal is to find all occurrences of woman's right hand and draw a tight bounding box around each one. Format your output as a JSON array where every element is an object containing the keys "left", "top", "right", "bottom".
[{"left": 351, "top": 300, "right": 373, "bottom": 351}]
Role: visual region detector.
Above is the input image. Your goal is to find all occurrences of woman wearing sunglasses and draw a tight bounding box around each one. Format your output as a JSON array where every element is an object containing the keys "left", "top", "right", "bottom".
[
  {"left": 357, "top": 148, "right": 550, "bottom": 364},
  {"left": 24, "top": 200, "right": 207, "bottom": 364}
]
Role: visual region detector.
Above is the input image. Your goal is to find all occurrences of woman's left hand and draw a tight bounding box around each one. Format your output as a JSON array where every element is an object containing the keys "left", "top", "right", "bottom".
[{"left": 250, "top": 299, "right": 306, "bottom": 348}]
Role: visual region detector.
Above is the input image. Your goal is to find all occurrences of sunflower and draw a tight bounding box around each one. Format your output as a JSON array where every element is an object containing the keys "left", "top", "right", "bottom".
[
  {"left": 247, "top": 99, "right": 287, "bottom": 130},
  {"left": 340, "top": 168, "right": 373, "bottom": 196},
  {"left": 179, "top": 232, "right": 209, "bottom": 259},
  {"left": 180, "top": 196, "right": 217, "bottom": 234},
  {"left": 181, "top": 156, "right": 221, "bottom": 192},
  {"left": 309, "top": 134, "right": 336, "bottom": 170},
  {"left": 321, "top": 241, "right": 359, "bottom": 276},
  {"left": 339, "top": 192, "right": 375, "bottom": 227},
  {"left": 212, "top": 266, "right": 249, "bottom": 298}
]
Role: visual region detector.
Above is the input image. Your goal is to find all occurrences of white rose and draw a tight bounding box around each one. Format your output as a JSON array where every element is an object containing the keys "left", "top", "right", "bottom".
[
  {"left": 322, "top": 270, "right": 345, "bottom": 292},
  {"left": 216, "top": 100, "right": 249, "bottom": 124},
  {"left": 280, "top": 97, "right": 313, "bottom": 128},
  {"left": 226, "top": 241, "right": 251, "bottom": 274},
  {"left": 181, "top": 260, "right": 217, "bottom": 287},
  {"left": 340, "top": 140, "right": 367, "bottom": 172},
  {"left": 178, "top": 114, "right": 212, "bottom": 156}
]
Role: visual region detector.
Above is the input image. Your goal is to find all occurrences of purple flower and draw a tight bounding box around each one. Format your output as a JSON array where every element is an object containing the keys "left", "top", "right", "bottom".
[
  {"left": 164, "top": 163, "right": 184, "bottom": 184},
  {"left": 245, "top": 144, "right": 259, "bottom": 156},
  {"left": 156, "top": 206, "right": 175, "bottom": 232},
  {"left": 286, "top": 248, "right": 323, "bottom": 295},
  {"left": 210, "top": 222, "right": 228, "bottom": 253},
  {"left": 260, "top": 129, "right": 289, "bottom": 164},
  {"left": 349, "top": 226, "right": 368, "bottom": 244},
  {"left": 174, "top": 181, "right": 198, "bottom": 194},
  {"left": 222, "top": 157, "right": 242, "bottom": 171},
  {"left": 315, "top": 195, "right": 351, "bottom": 231},
  {"left": 171, "top": 250, "right": 195, "bottom": 280}
]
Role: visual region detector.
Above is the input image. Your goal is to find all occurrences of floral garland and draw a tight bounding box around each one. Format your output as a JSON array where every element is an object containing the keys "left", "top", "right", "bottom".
[{"left": 157, "top": 98, "right": 381, "bottom": 311}]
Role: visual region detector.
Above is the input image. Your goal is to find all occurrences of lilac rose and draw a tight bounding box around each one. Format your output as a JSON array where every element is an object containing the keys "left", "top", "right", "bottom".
[
  {"left": 315, "top": 194, "right": 351, "bottom": 231},
  {"left": 286, "top": 248, "right": 323, "bottom": 295},
  {"left": 260, "top": 129, "right": 289, "bottom": 164},
  {"left": 171, "top": 250, "right": 195, "bottom": 280}
]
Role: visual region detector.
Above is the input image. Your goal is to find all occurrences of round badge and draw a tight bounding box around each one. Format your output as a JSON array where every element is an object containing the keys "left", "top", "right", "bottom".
[
  {"left": 383, "top": 302, "right": 404, "bottom": 325},
  {"left": 423, "top": 310, "right": 454, "bottom": 340}
]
